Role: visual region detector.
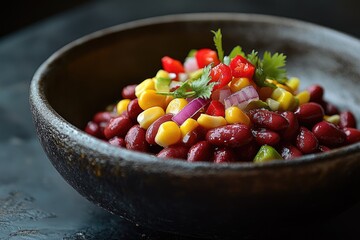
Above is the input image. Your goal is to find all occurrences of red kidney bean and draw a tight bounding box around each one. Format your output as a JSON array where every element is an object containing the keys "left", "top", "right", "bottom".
[
  {"left": 145, "top": 114, "right": 173, "bottom": 145},
  {"left": 125, "top": 125, "right": 149, "bottom": 152},
  {"left": 252, "top": 128, "right": 280, "bottom": 146},
  {"left": 294, "top": 102, "right": 324, "bottom": 126},
  {"left": 307, "top": 84, "right": 324, "bottom": 103},
  {"left": 339, "top": 111, "right": 357, "bottom": 128},
  {"left": 157, "top": 145, "right": 189, "bottom": 160},
  {"left": 277, "top": 143, "right": 303, "bottom": 160},
  {"left": 121, "top": 84, "right": 137, "bottom": 100},
  {"left": 85, "top": 121, "right": 101, "bottom": 137},
  {"left": 108, "top": 136, "right": 126, "bottom": 147},
  {"left": 296, "top": 127, "right": 319, "bottom": 154},
  {"left": 104, "top": 115, "right": 133, "bottom": 139},
  {"left": 343, "top": 127, "right": 360, "bottom": 144},
  {"left": 233, "top": 141, "right": 259, "bottom": 162},
  {"left": 187, "top": 141, "right": 213, "bottom": 162},
  {"left": 312, "top": 121, "right": 346, "bottom": 147},
  {"left": 280, "top": 111, "right": 299, "bottom": 141},
  {"left": 181, "top": 127, "right": 205, "bottom": 147},
  {"left": 93, "top": 111, "right": 115, "bottom": 124},
  {"left": 213, "top": 147, "right": 236, "bottom": 163},
  {"left": 127, "top": 98, "right": 143, "bottom": 120},
  {"left": 206, "top": 124, "right": 253, "bottom": 148},
  {"left": 249, "top": 109, "right": 288, "bottom": 131},
  {"left": 324, "top": 101, "right": 339, "bottom": 115},
  {"left": 318, "top": 145, "right": 331, "bottom": 152}
]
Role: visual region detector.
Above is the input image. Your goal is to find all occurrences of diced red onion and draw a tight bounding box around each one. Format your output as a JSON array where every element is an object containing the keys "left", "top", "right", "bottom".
[
  {"left": 224, "top": 85, "right": 259, "bottom": 109},
  {"left": 172, "top": 98, "right": 209, "bottom": 125},
  {"left": 212, "top": 86, "right": 232, "bottom": 104},
  {"left": 184, "top": 57, "right": 199, "bottom": 73}
]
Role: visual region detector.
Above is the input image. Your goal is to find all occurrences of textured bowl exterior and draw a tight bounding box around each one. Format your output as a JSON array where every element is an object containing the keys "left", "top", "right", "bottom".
[{"left": 30, "top": 13, "right": 360, "bottom": 237}]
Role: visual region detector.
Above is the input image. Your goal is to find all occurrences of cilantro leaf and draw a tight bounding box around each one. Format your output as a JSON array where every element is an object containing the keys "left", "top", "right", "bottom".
[
  {"left": 157, "top": 64, "right": 215, "bottom": 99},
  {"left": 246, "top": 50, "right": 259, "bottom": 66},
  {"left": 189, "top": 65, "right": 215, "bottom": 99},
  {"left": 262, "top": 51, "right": 287, "bottom": 83},
  {"left": 229, "top": 45, "right": 245, "bottom": 59},
  {"left": 211, "top": 29, "right": 224, "bottom": 62}
]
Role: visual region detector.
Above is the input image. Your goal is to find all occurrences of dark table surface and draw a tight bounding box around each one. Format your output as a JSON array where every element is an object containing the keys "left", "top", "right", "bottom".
[{"left": 1, "top": 0, "right": 360, "bottom": 239}]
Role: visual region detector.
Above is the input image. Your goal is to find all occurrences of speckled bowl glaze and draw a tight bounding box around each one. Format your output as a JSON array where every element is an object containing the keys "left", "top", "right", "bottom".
[{"left": 30, "top": 13, "right": 360, "bottom": 238}]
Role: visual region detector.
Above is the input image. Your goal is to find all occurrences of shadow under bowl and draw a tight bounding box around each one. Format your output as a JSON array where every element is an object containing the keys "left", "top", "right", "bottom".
[{"left": 29, "top": 13, "right": 360, "bottom": 238}]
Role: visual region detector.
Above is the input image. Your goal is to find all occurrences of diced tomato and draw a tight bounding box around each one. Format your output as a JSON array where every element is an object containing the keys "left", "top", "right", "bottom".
[
  {"left": 229, "top": 55, "right": 255, "bottom": 79},
  {"left": 195, "top": 48, "right": 220, "bottom": 68},
  {"left": 210, "top": 63, "right": 232, "bottom": 91},
  {"left": 161, "top": 56, "right": 185, "bottom": 79},
  {"left": 206, "top": 100, "right": 225, "bottom": 117}
]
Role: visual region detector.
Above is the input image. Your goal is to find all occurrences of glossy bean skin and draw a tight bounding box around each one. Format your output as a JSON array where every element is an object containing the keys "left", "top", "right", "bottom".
[
  {"left": 104, "top": 115, "right": 133, "bottom": 139},
  {"left": 93, "top": 111, "right": 114, "bottom": 124},
  {"left": 145, "top": 114, "right": 173, "bottom": 145},
  {"left": 213, "top": 147, "right": 236, "bottom": 163},
  {"left": 157, "top": 145, "right": 189, "bottom": 160},
  {"left": 294, "top": 102, "right": 324, "bottom": 126},
  {"left": 296, "top": 127, "right": 319, "bottom": 154},
  {"left": 85, "top": 121, "right": 102, "bottom": 138},
  {"left": 206, "top": 124, "right": 253, "bottom": 148},
  {"left": 125, "top": 125, "right": 149, "bottom": 152},
  {"left": 307, "top": 84, "right": 324, "bottom": 103},
  {"left": 249, "top": 109, "right": 288, "bottom": 131},
  {"left": 252, "top": 128, "right": 280, "bottom": 146},
  {"left": 121, "top": 84, "right": 137, "bottom": 100},
  {"left": 312, "top": 121, "right": 346, "bottom": 147},
  {"left": 339, "top": 111, "right": 357, "bottom": 128},
  {"left": 318, "top": 145, "right": 331, "bottom": 152},
  {"left": 181, "top": 127, "right": 205, "bottom": 147},
  {"left": 187, "top": 141, "right": 213, "bottom": 162},
  {"left": 280, "top": 111, "right": 299, "bottom": 141},
  {"left": 343, "top": 127, "right": 360, "bottom": 144},
  {"left": 108, "top": 136, "right": 126, "bottom": 147},
  {"left": 127, "top": 98, "right": 143, "bottom": 120},
  {"left": 277, "top": 143, "right": 303, "bottom": 160}
]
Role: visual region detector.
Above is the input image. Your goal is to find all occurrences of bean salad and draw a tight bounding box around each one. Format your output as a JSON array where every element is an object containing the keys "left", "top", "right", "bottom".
[{"left": 85, "top": 29, "right": 360, "bottom": 163}]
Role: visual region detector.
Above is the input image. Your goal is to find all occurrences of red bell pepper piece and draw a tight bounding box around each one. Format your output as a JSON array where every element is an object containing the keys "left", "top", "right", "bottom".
[
  {"left": 229, "top": 55, "right": 255, "bottom": 79},
  {"left": 210, "top": 63, "right": 232, "bottom": 91},
  {"left": 206, "top": 100, "right": 225, "bottom": 117},
  {"left": 161, "top": 56, "right": 185, "bottom": 79},
  {"left": 195, "top": 48, "right": 220, "bottom": 68}
]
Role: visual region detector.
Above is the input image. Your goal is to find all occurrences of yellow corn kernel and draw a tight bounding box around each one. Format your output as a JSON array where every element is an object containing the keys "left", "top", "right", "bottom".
[
  {"left": 266, "top": 79, "right": 294, "bottom": 94},
  {"left": 137, "top": 106, "right": 165, "bottom": 129},
  {"left": 197, "top": 114, "right": 227, "bottom": 129},
  {"left": 165, "top": 95, "right": 174, "bottom": 106},
  {"left": 324, "top": 114, "right": 340, "bottom": 124},
  {"left": 155, "top": 121, "right": 181, "bottom": 147},
  {"left": 287, "top": 77, "right": 300, "bottom": 92},
  {"left": 229, "top": 77, "right": 251, "bottom": 93},
  {"left": 180, "top": 118, "right": 199, "bottom": 138},
  {"left": 271, "top": 88, "right": 295, "bottom": 111},
  {"left": 135, "top": 78, "right": 155, "bottom": 98},
  {"left": 116, "top": 99, "right": 131, "bottom": 115},
  {"left": 155, "top": 69, "right": 170, "bottom": 79},
  {"left": 225, "top": 106, "right": 251, "bottom": 126},
  {"left": 166, "top": 98, "right": 188, "bottom": 115},
  {"left": 138, "top": 89, "right": 167, "bottom": 110},
  {"left": 296, "top": 91, "right": 310, "bottom": 105}
]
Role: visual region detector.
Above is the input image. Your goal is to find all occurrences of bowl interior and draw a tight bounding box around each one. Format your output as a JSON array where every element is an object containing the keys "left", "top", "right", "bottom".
[{"left": 43, "top": 14, "right": 360, "bottom": 130}]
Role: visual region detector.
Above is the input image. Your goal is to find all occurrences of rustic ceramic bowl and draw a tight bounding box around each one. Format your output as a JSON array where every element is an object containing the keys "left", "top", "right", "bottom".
[{"left": 30, "top": 13, "right": 360, "bottom": 238}]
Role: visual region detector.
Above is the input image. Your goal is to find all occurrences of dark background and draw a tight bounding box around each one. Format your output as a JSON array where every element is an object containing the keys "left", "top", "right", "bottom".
[
  {"left": 1, "top": 0, "right": 360, "bottom": 239},
  {"left": 1, "top": 0, "right": 360, "bottom": 38}
]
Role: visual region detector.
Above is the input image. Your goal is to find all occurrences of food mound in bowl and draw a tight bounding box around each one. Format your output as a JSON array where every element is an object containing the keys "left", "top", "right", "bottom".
[{"left": 84, "top": 29, "right": 360, "bottom": 163}]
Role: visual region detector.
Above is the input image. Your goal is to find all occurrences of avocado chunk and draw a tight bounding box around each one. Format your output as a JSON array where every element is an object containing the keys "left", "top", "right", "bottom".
[{"left": 254, "top": 145, "right": 283, "bottom": 163}]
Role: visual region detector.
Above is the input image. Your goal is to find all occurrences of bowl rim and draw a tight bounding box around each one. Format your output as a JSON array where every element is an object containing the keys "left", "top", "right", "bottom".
[{"left": 30, "top": 12, "right": 360, "bottom": 174}]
